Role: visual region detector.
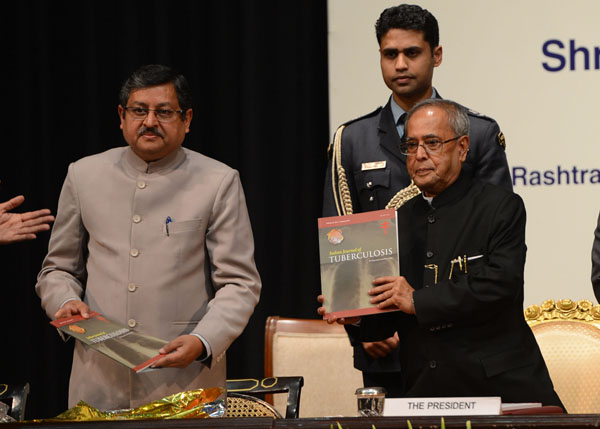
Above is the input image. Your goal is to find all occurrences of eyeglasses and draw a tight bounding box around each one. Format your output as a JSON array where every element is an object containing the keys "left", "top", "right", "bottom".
[
  {"left": 123, "top": 106, "right": 184, "bottom": 123},
  {"left": 399, "top": 135, "right": 464, "bottom": 156}
]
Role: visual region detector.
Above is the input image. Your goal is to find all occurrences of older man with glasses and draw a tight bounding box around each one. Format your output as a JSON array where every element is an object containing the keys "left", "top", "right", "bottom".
[{"left": 320, "top": 99, "right": 564, "bottom": 409}]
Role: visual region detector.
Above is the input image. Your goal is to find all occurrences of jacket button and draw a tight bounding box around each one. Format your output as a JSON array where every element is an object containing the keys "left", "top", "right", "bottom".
[
  {"left": 128, "top": 283, "right": 137, "bottom": 292},
  {"left": 130, "top": 249, "right": 139, "bottom": 257},
  {"left": 428, "top": 215, "right": 435, "bottom": 224},
  {"left": 426, "top": 251, "right": 434, "bottom": 258},
  {"left": 127, "top": 319, "right": 136, "bottom": 328},
  {"left": 132, "top": 214, "right": 141, "bottom": 223},
  {"left": 366, "top": 181, "right": 373, "bottom": 188},
  {"left": 369, "top": 196, "right": 374, "bottom": 202},
  {"left": 430, "top": 360, "right": 437, "bottom": 369},
  {"left": 137, "top": 181, "right": 146, "bottom": 189}
]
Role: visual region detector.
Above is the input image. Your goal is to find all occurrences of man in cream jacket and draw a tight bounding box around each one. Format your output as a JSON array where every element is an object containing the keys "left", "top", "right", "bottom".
[{"left": 36, "top": 64, "right": 261, "bottom": 410}]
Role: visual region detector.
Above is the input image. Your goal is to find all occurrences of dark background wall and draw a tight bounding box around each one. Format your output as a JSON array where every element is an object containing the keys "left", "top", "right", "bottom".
[{"left": 0, "top": 0, "right": 329, "bottom": 419}]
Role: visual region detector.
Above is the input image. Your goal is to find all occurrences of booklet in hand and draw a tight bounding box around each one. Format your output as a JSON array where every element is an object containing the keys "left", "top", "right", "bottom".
[
  {"left": 50, "top": 311, "right": 167, "bottom": 373},
  {"left": 318, "top": 208, "right": 400, "bottom": 319}
]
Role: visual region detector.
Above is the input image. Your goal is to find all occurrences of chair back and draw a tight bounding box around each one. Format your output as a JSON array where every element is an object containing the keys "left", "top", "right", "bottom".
[
  {"left": 0, "top": 383, "right": 30, "bottom": 421},
  {"left": 264, "top": 316, "right": 362, "bottom": 417},
  {"left": 226, "top": 377, "right": 303, "bottom": 418},
  {"left": 525, "top": 299, "right": 600, "bottom": 413}
]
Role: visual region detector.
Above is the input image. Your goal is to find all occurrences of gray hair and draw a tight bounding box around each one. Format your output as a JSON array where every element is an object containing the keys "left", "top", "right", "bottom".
[{"left": 405, "top": 98, "right": 470, "bottom": 137}]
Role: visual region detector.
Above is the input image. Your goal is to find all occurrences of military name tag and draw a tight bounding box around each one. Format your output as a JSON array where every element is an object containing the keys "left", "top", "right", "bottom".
[{"left": 361, "top": 161, "right": 386, "bottom": 171}]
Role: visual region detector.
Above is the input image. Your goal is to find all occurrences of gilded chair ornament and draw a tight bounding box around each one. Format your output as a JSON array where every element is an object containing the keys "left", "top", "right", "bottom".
[
  {"left": 525, "top": 299, "right": 600, "bottom": 327},
  {"left": 523, "top": 298, "right": 600, "bottom": 413}
]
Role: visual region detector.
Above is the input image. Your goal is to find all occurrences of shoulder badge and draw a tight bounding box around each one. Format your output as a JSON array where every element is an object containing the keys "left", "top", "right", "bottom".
[{"left": 497, "top": 131, "right": 506, "bottom": 149}]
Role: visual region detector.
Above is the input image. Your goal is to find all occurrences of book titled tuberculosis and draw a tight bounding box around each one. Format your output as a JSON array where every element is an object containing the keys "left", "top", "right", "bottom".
[
  {"left": 50, "top": 311, "right": 167, "bottom": 373},
  {"left": 318, "top": 208, "right": 400, "bottom": 319}
]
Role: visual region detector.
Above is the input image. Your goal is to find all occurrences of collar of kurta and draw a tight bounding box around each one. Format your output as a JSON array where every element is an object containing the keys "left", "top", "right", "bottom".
[
  {"left": 124, "top": 146, "right": 186, "bottom": 175},
  {"left": 417, "top": 171, "right": 473, "bottom": 211}
]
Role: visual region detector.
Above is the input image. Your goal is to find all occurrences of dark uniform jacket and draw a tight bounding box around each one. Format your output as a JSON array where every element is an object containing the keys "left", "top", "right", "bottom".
[
  {"left": 360, "top": 174, "right": 564, "bottom": 407},
  {"left": 323, "top": 96, "right": 512, "bottom": 375}
]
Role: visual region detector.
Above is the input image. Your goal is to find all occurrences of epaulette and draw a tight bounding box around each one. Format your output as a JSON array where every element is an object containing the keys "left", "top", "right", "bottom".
[
  {"left": 340, "top": 105, "right": 383, "bottom": 127},
  {"left": 466, "top": 108, "right": 494, "bottom": 122},
  {"left": 327, "top": 106, "right": 383, "bottom": 158}
]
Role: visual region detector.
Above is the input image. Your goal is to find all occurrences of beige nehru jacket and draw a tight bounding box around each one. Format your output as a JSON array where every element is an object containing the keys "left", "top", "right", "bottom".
[{"left": 36, "top": 146, "right": 261, "bottom": 410}]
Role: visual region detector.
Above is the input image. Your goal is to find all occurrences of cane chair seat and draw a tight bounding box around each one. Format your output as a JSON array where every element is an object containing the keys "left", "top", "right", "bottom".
[{"left": 225, "top": 393, "right": 281, "bottom": 418}]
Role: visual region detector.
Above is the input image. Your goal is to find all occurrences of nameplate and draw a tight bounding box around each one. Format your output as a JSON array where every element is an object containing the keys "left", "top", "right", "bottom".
[
  {"left": 361, "top": 161, "right": 386, "bottom": 171},
  {"left": 383, "top": 397, "right": 502, "bottom": 416}
]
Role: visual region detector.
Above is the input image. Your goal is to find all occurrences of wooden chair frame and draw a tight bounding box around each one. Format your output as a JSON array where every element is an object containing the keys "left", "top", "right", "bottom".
[
  {"left": 264, "top": 316, "right": 349, "bottom": 415},
  {"left": 264, "top": 315, "right": 347, "bottom": 378}
]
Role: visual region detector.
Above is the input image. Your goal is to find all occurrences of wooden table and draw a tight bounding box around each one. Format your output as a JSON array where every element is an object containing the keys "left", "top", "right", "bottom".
[{"left": 6, "top": 414, "right": 600, "bottom": 429}]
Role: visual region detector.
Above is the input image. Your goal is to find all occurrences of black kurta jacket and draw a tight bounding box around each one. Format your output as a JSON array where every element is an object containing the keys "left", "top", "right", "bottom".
[
  {"left": 361, "top": 174, "right": 564, "bottom": 407},
  {"left": 323, "top": 96, "right": 513, "bottom": 377}
]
